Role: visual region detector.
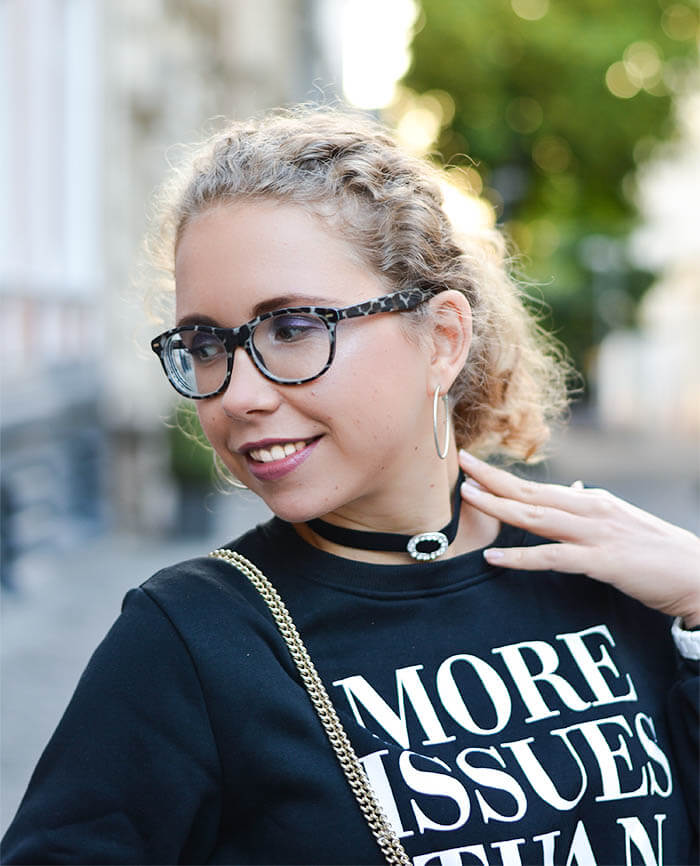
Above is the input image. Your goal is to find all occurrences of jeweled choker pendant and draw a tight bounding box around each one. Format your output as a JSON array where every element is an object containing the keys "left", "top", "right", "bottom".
[{"left": 307, "top": 472, "right": 464, "bottom": 561}]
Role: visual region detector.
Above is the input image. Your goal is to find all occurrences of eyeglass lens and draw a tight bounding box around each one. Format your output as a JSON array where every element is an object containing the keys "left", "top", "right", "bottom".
[{"left": 164, "top": 313, "right": 333, "bottom": 395}]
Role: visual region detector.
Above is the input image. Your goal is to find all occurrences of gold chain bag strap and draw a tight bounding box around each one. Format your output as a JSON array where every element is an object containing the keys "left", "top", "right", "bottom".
[{"left": 210, "top": 548, "right": 411, "bottom": 866}]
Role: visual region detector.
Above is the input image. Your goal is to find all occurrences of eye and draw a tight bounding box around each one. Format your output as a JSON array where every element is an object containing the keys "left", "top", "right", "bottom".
[
  {"left": 186, "top": 331, "right": 226, "bottom": 363},
  {"left": 267, "top": 314, "right": 326, "bottom": 343}
]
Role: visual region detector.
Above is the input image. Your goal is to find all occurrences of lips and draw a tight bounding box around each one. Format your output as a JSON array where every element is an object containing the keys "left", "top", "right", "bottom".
[{"left": 242, "top": 437, "right": 321, "bottom": 481}]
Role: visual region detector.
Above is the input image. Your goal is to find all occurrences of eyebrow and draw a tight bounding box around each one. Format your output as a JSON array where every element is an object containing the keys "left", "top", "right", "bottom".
[
  {"left": 251, "top": 294, "right": 340, "bottom": 316},
  {"left": 176, "top": 294, "right": 341, "bottom": 328},
  {"left": 176, "top": 313, "right": 220, "bottom": 328}
]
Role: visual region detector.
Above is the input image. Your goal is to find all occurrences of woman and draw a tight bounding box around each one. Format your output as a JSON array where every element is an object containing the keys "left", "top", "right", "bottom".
[{"left": 2, "top": 106, "right": 698, "bottom": 865}]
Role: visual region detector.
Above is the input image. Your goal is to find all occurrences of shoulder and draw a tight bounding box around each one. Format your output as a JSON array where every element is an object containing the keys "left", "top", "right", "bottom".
[
  {"left": 62, "top": 517, "right": 298, "bottom": 723},
  {"left": 126, "top": 517, "right": 295, "bottom": 668},
  {"left": 138, "top": 517, "right": 281, "bottom": 612}
]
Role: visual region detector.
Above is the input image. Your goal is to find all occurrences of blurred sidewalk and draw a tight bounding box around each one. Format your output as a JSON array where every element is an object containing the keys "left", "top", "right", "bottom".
[
  {"left": 1, "top": 419, "right": 698, "bottom": 834},
  {"left": 545, "top": 413, "right": 699, "bottom": 534}
]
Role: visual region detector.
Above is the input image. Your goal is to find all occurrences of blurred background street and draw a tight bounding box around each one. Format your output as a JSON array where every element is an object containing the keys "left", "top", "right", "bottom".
[{"left": 1, "top": 0, "right": 699, "bottom": 838}]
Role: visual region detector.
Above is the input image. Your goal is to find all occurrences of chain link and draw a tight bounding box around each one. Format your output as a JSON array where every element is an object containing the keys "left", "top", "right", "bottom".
[{"left": 210, "top": 547, "right": 412, "bottom": 865}]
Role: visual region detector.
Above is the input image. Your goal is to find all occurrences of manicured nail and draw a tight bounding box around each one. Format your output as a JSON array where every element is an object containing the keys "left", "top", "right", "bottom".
[
  {"left": 484, "top": 548, "right": 504, "bottom": 561},
  {"left": 459, "top": 449, "right": 476, "bottom": 464},
  {"left": 461, "top": 480, "right": 483, "bottom": 496}
]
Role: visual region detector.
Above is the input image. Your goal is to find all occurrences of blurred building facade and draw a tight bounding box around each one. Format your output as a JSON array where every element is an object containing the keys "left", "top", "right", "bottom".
[
  {"left": 597, "top": 83, "right": 700, "bottom": 437},
  {"left": 1, "top": 0, "right": 340, "bottom": 578},
  {"left": 1, "top": 0, "right": 104, "bottom": 578}
]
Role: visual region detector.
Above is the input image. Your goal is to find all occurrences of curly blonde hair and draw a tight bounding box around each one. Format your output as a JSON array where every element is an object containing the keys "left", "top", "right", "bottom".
[{"left": 147, "top": 105, "right": 571, "bottom": 462}]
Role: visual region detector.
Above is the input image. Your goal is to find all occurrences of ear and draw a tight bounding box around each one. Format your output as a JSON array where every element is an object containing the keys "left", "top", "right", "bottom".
[{"left": 425, "top": 290, "right": 472, "bottom": 394}]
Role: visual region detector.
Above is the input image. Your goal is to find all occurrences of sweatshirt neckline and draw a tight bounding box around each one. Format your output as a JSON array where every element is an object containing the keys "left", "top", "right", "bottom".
[{"left": 257, "top": 517, "right": 528, "bottom": 596}]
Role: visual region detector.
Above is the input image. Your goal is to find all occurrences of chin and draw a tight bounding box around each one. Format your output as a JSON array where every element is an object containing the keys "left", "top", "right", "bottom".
[{"left": 255, "top": 488, "right": 340, "bottom": 525}]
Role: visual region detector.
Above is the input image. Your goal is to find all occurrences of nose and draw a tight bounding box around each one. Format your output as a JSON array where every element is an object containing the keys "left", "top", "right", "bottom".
[{"left": 219, "top": 347, "right": 282, "bottom": 419}]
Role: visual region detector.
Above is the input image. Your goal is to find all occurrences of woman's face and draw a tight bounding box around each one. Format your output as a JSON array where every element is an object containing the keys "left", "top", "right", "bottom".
[{"left": 174, "top": 201, "right": 437, "bottom": 524}]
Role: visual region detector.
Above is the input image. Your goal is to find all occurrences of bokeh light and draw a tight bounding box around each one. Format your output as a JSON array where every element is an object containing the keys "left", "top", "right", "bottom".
[
  {"left": 389, "top": 87, "right": 455, "bottom": 155},
  {"left": 395, "top": 104, "right": 441, "bottom": 154},
  {"left": 438, "top": 175, "right": 495, "bottom": 235},
  {"left": 661, "top": 3, "right": 699, "bottom": 41},
  {"left": 505, "top": 96, "right": 544, "bottom": 133},
  {"left": 532, "top": 134, "right": 572, "bottom": 173},
  {"left": 607, "top": 40, "right": 675, "bottom": 99},
  {"left": 529, "top": 217, "right": 561, "bottom": 258},
  {"left": 624, "top": 41, "right": 664, "bottom": 93},
  {"left": 606, "top": 61, "right": 641, "bottom": 99},
  {"left": 511, "top": 0, "right": 550, "bottom": 22},
  {"left": 342, "top": 0, "right": 418, "bottom": 109}
]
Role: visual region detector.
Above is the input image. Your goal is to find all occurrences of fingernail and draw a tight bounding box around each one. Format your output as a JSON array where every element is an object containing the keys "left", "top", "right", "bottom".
[
  {"left": 459, "top": 449, "right": 476, "bottom": 464},
  {"left": 484, "top": 548, "right": 504, "bottom": 561},
  {"left": 461, "top": 479, "right": 484, "bottom": 495}
]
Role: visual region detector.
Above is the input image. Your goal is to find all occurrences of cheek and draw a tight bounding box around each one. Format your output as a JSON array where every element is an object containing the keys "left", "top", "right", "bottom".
[
  {"left": 327, "top": 355, "right": 427, "bottom": 445},
  {"left": 339, "top": 325, "right": 421, "bottom": 381},
  {"left": 195, "top": 404, "right": 221, "bottom": 447}
]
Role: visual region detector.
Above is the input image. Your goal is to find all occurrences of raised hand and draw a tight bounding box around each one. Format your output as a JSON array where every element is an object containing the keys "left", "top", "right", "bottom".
[{"left": 459, "top": 450, "right": 700, "bottom": 627}]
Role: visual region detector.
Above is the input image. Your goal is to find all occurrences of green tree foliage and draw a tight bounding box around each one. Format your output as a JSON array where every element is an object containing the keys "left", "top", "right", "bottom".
[
  {"left": 404, "top": 0, "right": 698, "bottom": 372},
  {"left": 169, "top": 402, "right": 215, "bottom": 486}
]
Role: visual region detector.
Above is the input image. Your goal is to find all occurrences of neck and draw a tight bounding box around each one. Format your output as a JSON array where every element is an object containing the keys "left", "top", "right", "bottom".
[
  {"left": 323, "top": 453, "right": 461, "bottom": 534},
  {"left": 293, "top": 453, "right": 501, "bottom": 564}
]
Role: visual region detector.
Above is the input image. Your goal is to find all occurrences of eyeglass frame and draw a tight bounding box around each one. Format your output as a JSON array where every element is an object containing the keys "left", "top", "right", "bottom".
[{"left": 151, "top": 287, "right": 437, "bottom": 399}]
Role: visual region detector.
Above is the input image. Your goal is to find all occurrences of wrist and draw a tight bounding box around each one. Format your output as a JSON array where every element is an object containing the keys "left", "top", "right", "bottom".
[{"left": 681, "top": 604, "right": 700, "bottom": 630}]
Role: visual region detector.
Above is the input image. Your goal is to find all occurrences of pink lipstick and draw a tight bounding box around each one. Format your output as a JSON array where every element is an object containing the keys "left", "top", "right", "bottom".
[{"left": 244, "top": 438, "right": 321, "bottom": 481}]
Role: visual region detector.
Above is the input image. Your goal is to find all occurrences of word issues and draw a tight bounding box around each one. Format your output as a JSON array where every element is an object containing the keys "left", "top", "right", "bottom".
[{"left": 332, "top": 624, "right": 675, "bottom": 864}]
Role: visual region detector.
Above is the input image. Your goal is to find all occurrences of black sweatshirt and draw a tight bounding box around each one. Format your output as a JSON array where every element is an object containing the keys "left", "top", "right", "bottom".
[{"left": 2, "top": 519, "right": 698, "bottom": 865}]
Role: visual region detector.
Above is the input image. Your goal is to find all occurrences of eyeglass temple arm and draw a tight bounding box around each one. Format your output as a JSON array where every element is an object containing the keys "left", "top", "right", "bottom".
[{"left": 340, "top": 289, "right": 431, "bottom": 321}]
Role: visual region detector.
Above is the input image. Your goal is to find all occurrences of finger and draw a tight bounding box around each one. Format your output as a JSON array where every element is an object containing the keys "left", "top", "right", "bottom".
[
  {"left": 461, "top": 480, "right": 588, "bottom": 542},
  {"left": 483, "top": 543, "right": 591, "bottom": 574},
  {"left": 459, "top": 450, "right": 593, "bottom": 515}
]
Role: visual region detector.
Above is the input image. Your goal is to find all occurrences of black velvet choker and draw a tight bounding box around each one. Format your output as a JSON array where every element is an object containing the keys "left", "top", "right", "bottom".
[{"left": 307, "top": 472, "right": 465, "bottom": 561}]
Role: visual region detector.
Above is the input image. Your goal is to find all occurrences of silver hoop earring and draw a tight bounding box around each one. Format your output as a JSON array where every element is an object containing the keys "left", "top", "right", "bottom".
[
  {"left": 433, "top": 386, "right": 450, "bottom": 460},
  {"left": 230, "top": 478, "right": 248, "bottom": 490}
]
